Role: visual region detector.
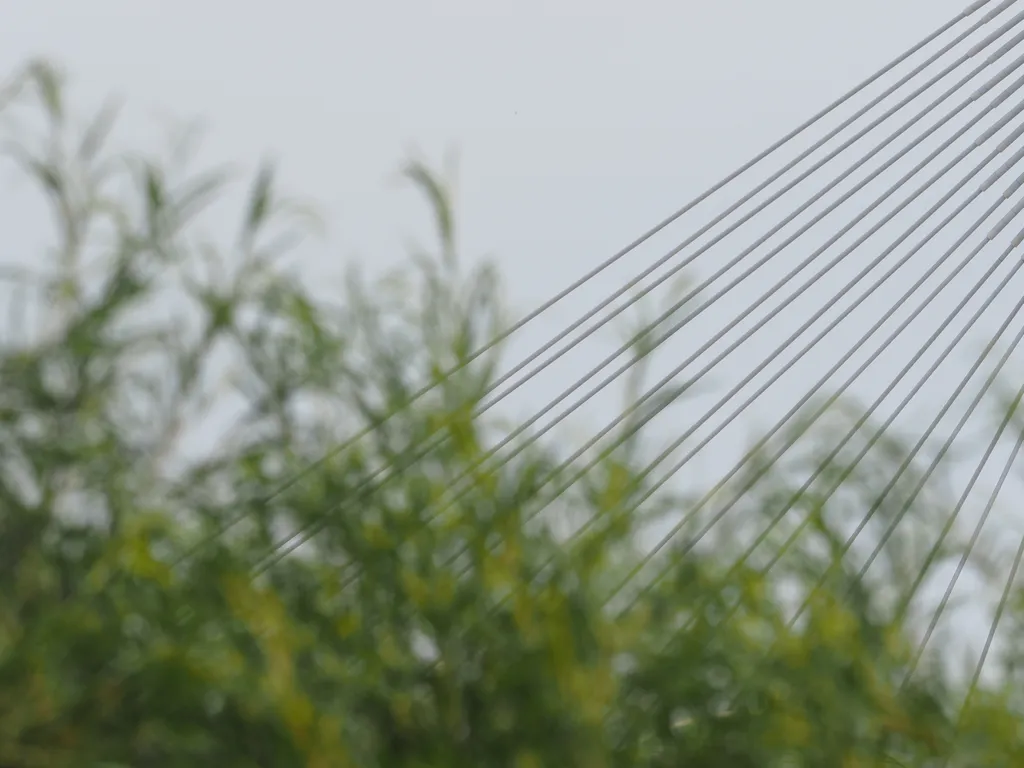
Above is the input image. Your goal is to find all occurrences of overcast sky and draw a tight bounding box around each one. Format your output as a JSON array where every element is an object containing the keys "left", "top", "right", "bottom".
[
  {"left": 2, "top": 0, "right": 1017, "bottom": 667},
  {"left": 0, "top": 0, "right": 970, "bottom": 297}
]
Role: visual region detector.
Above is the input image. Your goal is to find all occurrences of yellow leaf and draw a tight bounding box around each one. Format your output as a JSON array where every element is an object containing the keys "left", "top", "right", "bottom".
[
  {"left": 768, "top": 710, "right": 811, "bottom": 749},
  {"left": 433, "top": 573, "right": 455, "bottom": 606},
  {"left": 512, "top": 591, "right": 536, "bottom": 641},
  {"left": 279, "top": 689, "right": 315, "bottom": 748},
  {"left": 120, "top": 536, "right": 173, "bottom": 588},
  {"left": 515, "top": 751, "right": 542, "bottom": 768},
  {"left": 400, "top": 569, "right": 431, "bottom": 608},
  {"left": 336, "top": 612, "right": 361, "bottom": 639},
  {"left": 377, "top": 632, "right": 403, "bottom": 667},
  {"left": 363, "top": 522, "right": 391, "bottom": 549},
  {"left": 391, "top": 692, "right": 414, "bottom": 727}
]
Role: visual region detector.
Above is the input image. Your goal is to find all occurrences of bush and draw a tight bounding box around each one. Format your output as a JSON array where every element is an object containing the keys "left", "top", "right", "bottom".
[{"left": 0, "top": 60, "right": 1022, "bottom": 767}]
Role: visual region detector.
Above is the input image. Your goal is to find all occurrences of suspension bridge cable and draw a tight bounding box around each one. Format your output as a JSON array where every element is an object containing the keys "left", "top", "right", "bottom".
[
  {"left": 577, "top": 137, "right": 1024, "bottom": 592},
  {"left": 391, "top": 50, "right": 1024, "bottom": 585},
  {"left": 751, "top": 237, "right": 1024, "bottom": 631},
  {"left": 711, "top": 240, "right": 1024, "bottom": 710},
  {"left": 182, "top": 0, "right": 1011, "bottom": 563},
  {"left": 476, "top": 2, "right": 1024, "bottom": 415},
  {"left": 594, "top": 241, "right": 1024, "bottom": 732},
  {"left": 668, "top": 276, "right": 1024, "bottom": 657},
  {"left": 606, "top": 176, "right": 1024, "bottom": 605},
  {"left": 480, "top": 100, "right": 1024, "bottom": 598},
  {"left": 638, "top": 305, "right": 1024, "bottom": 709},
  {"left": 255, "top": 1, "right": 1024, "bottom": 575},
  {"left": 901, "top": 371, "right": 1024, "bottom": 685},
  {"left": 478, "top": 3, "right": 1024, "bottom": 420},
  {"left": 942, "top": 466, "right": 1024, "bottom": 766},
  {"left": 585, "top": 60, "right": 1024, "bottom": 602},
  {"left": 656, "top": 233, "right": 1024, "bottom": 725},
  {"left": 761, "top": 283, "right": 1024, "bottom": 586}
]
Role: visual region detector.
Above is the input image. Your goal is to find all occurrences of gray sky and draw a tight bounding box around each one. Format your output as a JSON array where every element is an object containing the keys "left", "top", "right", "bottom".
[
  {"left": 2, "top": 1, "right": 1017, "bottom": 672},
  {"left": 0, "top": 0, "right": 968, "bottom": 300}
]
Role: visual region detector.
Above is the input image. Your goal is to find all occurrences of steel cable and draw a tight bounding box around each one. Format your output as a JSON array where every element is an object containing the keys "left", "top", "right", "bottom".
[
  {"left": 182, "top": 0, "right": 1014, "bottom": 564},
  {"left": 254, "top": 16, "right": 1024, "bottom": 574},
  {"left": 901, "top": 370, "right": 1024, "bottom": 686},
  {"left": 942, "top": 467, "right": 1024, "bottom": 765},
  {"left": 703, "top": 234, "right": 1024, "bottom": 716}
]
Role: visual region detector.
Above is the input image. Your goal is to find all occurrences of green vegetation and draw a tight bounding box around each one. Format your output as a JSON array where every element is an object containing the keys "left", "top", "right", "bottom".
[{"left": 1, "top": 61, "right": 1023, "bottom": 766}]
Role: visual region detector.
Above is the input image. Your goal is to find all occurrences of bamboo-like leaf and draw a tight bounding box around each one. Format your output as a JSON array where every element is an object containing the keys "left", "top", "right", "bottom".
[
  {"left": 77, "top": 99, "right": 122, "bottom": 162},
  {"left": 27, "top": 60, "right": 63, "bottom": 123},
  {"left": 244, "top": 159, "right": 274, "bottom": 240}
]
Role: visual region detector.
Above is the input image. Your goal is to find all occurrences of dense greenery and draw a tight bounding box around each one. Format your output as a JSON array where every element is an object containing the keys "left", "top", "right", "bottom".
[{"left": 2, "top": 61, "right": 1024, "bottom": 766}]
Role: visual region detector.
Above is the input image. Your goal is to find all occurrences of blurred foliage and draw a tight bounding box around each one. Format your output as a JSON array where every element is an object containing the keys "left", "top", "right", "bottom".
[{"left": 1, "top": 60, "right": 1024, "bottom": 766}]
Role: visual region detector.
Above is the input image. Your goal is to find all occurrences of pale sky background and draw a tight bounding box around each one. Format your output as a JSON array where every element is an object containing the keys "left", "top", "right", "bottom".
[
  {"left": 2, "top": 0, "right": 1021, "bottom": 674},
  {"left": 0, "top": 0, "right": 972, "bottom": 298}
]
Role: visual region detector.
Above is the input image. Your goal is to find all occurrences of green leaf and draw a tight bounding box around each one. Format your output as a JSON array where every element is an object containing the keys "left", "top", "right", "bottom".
[
  {"left": 77, "top": 98, "right": 121, "bottom": 161},
  {"left": 244, "top": 159, "right": 275, "bottom": 240}
]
